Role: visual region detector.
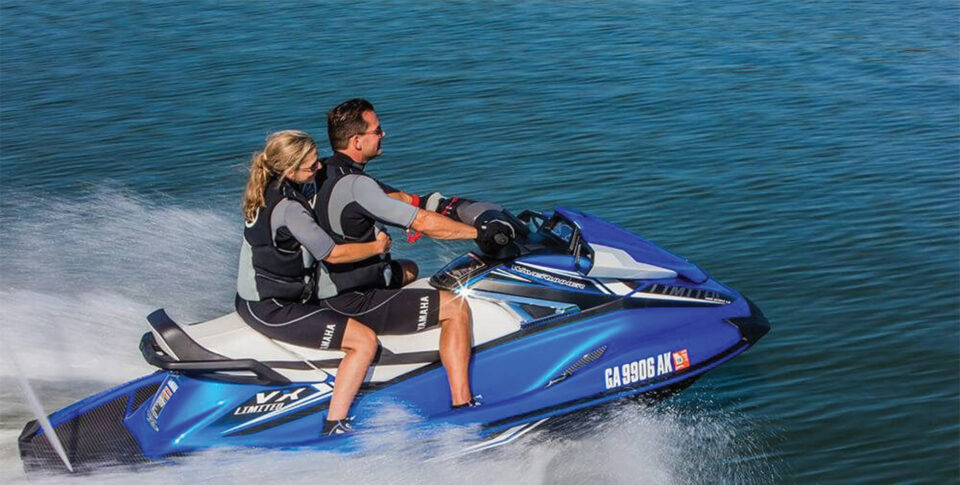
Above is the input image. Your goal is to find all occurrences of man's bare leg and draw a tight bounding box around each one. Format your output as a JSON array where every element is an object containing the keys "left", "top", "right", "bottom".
[
  {"left": 327, "top": 319, "right": 377, "bottom": 420},
  {"left": 437, "top": 290, "right": 473, "bottom": 406}
]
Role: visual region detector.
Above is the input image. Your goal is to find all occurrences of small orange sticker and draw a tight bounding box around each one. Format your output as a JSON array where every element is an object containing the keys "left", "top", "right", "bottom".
[{"left": 672, "top": 349, "right": 690, "bottom": 371}]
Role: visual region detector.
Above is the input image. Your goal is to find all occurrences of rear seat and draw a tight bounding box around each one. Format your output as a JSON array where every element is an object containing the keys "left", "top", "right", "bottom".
[{"left": 149, "top": 282, "right": 522, "bottom": 383}]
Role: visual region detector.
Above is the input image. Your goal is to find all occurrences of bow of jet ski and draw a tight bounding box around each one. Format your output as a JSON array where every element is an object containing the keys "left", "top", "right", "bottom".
[{"left": 18, "top": 207, "right": 770, "bottom": 474}]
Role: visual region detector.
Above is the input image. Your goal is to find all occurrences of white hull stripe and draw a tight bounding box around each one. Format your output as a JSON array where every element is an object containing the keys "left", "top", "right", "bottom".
[
  {"left": 632, "top": 292, "right": 723, "bottom": 304},
  {"left": 600, "top": 281, "right": 634, "bottom": 296},
  {"left": 431, "top": 418, "right": 550, "bottom": 461},
  {"left": 593, "top": 281, "right": 613, "bottom": 295},
  {"left": 468, "top": 290, "right": 578, "bottom": 313}
]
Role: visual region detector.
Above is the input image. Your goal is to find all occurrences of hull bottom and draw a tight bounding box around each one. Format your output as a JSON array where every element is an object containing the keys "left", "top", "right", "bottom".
[{"left": 19, "top": 376, "right": 699, "bottom": 475}]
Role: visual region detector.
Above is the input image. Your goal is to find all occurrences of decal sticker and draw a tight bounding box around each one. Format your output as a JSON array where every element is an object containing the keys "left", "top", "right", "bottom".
[
  {"left": 672, "top": 349, "right": 690, "bottom": 371},
  {"left": 319, "top": 324, "right": 337, "bottom": 350},
  {"left": 147, "top": 379, "right": 179, "bottom": 431},
  {"left": 603, "top": 349, "right": 690, "bottom": 390},
  {"left": 220, "top": 384, "right": 331, "bottom": 426},
  {"left": 490, "top": 269, "right": 531, "bottom": 282},
  {"left": 233, "top": 387, "right": 314, "bottom": 415},
  {"left": 639, "top": 284, "right": 733, "bottom": 304},
  {"left": 511, "top": 264, "right": 587, "bottom": 290},
  {"left": 416, "top": 295, "right": 430, "bottom": 331},
  {"left": 219, "top": 383, "right": 334, "bottom": 433}
]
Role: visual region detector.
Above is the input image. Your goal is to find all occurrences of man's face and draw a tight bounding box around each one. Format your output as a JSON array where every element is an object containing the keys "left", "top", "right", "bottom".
[{"left": 356, "top": 110, "right": 385, "bottom": 162}]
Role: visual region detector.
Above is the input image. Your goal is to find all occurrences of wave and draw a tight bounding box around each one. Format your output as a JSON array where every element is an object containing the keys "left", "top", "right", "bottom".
[{"left": 2, "top": 400, "right": 776, "bottom": 484}]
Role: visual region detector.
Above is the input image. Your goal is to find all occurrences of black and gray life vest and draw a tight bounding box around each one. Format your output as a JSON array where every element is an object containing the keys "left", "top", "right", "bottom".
[
  {"left": 310, "top": 154, "right": 393, "bottom": 296},
  {"left": 237, "top": 178, "right": 317, "bottom": 302}
]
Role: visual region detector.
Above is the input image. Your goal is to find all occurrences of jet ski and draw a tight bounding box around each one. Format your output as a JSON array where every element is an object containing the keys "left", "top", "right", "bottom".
[{"left": 18, "top": 207, "right": 770, "bottom": 473}]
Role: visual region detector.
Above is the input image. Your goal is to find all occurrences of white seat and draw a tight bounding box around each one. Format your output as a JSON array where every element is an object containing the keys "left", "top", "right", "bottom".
[{"left": 153, "top": 279, "right": 522, "bottom": 383}]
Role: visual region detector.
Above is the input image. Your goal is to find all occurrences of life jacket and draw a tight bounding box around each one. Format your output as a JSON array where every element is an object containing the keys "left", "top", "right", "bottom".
[
  {"left": 237, "top": 178, "right": 318, "bottom": 302},
  {"left": 311, "top": 154, "right": 392, "bottom": 297}
]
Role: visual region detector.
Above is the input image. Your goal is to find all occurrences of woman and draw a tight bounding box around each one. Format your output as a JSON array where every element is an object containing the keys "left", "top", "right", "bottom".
[{"left": 236, "top": 130, "right": 387, "bottom": 436}]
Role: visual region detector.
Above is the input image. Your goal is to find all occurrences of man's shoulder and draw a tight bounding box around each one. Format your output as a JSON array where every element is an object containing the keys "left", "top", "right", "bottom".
[
  {"left": 344, "top": 173, "right": 387, "bottom": 197},
  {"left": 318, "top": 163, "right": 367, "bottom": 190},
  {"left": 322, "top": 172, "right": 385, "bottom": 207}
]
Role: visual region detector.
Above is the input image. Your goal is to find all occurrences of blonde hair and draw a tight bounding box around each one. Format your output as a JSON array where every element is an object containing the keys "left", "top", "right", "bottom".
[{"left": 242, "top": 130, "right": 316, "bottom": 222}]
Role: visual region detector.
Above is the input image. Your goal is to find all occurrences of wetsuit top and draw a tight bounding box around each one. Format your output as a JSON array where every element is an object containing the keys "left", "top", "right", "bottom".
[
  {"left": 237, "top": 177, "right": 335, "bottom": 302},
  {"left": 310, "top": 152, "right": 419, "bottom": 296},
  {"left": 314, "top": 152, "right": 418, "bottom": 240}
]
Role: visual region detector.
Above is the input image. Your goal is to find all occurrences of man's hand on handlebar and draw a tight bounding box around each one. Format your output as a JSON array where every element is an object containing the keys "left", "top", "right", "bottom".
[{"left": 475, "top": 210, "right": 520, "bottom": 259}]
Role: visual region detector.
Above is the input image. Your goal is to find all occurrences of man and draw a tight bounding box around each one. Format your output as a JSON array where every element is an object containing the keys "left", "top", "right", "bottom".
[{"left": 308, "top": 98, "right": 514, "bottom": 410}]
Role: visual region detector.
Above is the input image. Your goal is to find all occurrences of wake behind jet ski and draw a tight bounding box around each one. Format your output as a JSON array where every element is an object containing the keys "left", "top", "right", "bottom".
[{"left": 18, "top": 207, "right": 770, "bottom": 474}]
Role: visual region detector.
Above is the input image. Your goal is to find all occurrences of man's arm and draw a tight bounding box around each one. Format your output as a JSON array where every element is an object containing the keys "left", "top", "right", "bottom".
[
  {"left": 376, "top": 177, "right": 413, "bottom": 204},
  {"left": 350, "top": 177, "right": 476, "bottom": 240},
  {"left": 386, "top": 191, "right": 415, "bottom": 205},
  {"left": 349, "top": 176, "right": 420, "bottom": 228},
  {"left": 387, "top": 191, "right": 454, "bottom": 213},
  {"left": 409, "top": 209, "right": 478, "bottom": 240},
  {"left": 325, "top": 231, "right": 390, "bottom": 263}
]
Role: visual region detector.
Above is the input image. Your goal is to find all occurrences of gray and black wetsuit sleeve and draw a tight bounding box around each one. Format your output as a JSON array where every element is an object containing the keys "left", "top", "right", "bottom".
[
  {"left": 375, "top": 179, "right": 400, "bottom": 195},
  {"left": 273, "top": 200, "right": 335, "bottom": 260},
  {"left": 332, "top": 174, "right": 419, "bottom": 231}
]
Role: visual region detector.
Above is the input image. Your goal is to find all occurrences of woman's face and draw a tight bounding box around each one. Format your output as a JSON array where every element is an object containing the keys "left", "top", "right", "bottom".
[{"left": 285, "top": 147, "right": 319, "bottom": 184}]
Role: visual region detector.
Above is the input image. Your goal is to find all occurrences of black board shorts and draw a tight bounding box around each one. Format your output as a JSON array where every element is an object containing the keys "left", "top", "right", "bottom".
[
  {"left": 321, "top": 288, "right": 441, "bottom": 335},
  {"left": 236, "top": 294, "right": 349, "bottom": 350}
]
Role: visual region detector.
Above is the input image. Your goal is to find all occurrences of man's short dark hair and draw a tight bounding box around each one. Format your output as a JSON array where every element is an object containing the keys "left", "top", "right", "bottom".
[{"left": 327, "top": 98, "right": 375, "bottom": 150}]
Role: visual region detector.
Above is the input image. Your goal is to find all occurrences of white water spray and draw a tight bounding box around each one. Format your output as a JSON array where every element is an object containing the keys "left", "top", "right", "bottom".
[{"left": 3, "top": 341, "right": 73, "bottom": 473}]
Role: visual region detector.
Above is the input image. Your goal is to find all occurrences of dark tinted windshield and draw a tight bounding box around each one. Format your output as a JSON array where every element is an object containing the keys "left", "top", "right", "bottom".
[{"left": 518, "top": 210, "right": 582, "bottom": 255}]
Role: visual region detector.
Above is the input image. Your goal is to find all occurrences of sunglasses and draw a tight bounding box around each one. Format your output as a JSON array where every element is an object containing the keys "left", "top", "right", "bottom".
[{"left": 356, "top": 126, "right": 384, "bottom": 137}]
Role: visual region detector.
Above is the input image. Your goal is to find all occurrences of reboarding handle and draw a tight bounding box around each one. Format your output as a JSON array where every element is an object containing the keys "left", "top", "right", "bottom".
[{"left": 141, "top": 309, "right": 291, "bottom": 386}]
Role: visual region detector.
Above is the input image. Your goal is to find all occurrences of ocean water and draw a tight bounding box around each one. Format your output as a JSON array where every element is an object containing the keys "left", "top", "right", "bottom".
[{"left": 1, "top": 1, "right": 957, "bottom": 483}]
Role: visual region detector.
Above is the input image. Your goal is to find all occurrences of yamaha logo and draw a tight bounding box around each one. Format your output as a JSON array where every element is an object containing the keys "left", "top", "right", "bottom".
[
  {"left": 417, "top": 296, "right": 430, "bottom": 331},
  {"left": 320, "top": 324, "right": 337, "bottom": 349}
]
